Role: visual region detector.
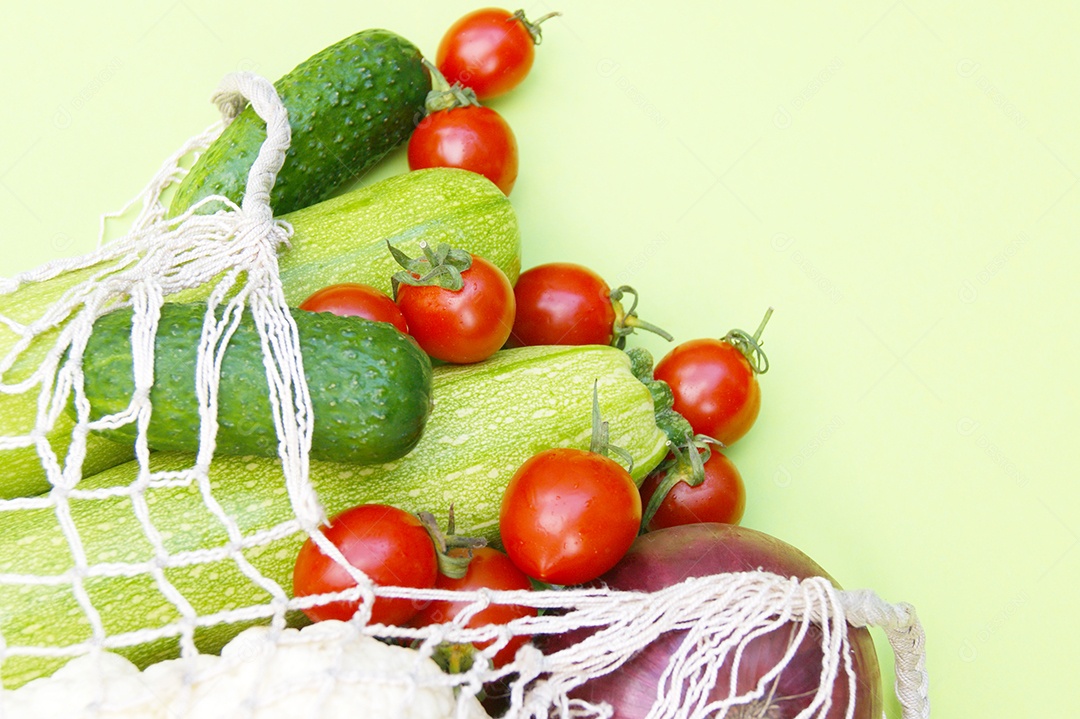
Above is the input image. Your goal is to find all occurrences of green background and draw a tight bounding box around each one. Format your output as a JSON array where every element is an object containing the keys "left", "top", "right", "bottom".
[{"left": 2, "top": 2, "right": 1077, "bottom": 715}]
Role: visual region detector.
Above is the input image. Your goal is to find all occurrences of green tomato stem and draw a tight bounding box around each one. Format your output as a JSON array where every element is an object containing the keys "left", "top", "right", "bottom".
[
  {"left": 639, "top": 435, "right": 719, "bottom": 531},
  {"left": 420, "top": 58, "right": 480, "bottom": 113},
  {"left": 610, "top": 285, "right": 674, "bottom": 348},
  {"left": 724, "top": 306, "right": 774, "bottom": 374},
  {"left": 389, "top": 240, "right": 473, "bottom": 298},
  {"left": 588, "top": 380, "right": 635, "bottom": 473},
  {"left": 513, "top": 9, "right": 562, "bottom": 45},
  {"left": 417, "top": 508, "right": 486, "bottom": 580}
]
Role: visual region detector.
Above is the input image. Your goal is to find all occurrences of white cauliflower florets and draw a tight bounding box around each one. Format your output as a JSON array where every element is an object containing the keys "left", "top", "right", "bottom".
[{"left": 0, "top": 621, "right": 489, "bottom": 719}]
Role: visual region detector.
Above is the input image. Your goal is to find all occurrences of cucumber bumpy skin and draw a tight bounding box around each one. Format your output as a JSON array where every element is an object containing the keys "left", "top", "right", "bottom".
[
  {"left": 0, "top": 345, "right": 675, "bottom": 688},
  {"left": 168, "top": 28, "right": 430, "bottom": 217},
  {"left": 0, "top": 167, "right": 519, "bottom": 498},
  {"left": 71, "top": 303, "right": 433, "bottom": 465}
]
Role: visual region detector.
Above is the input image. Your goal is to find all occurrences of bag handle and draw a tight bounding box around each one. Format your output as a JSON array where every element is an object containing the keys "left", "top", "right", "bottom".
[
  {"left": 841, "top": 589, "right": 930, "bottom": 719},
  {"left": 210, "top": 72, "right": 292, "bottom": 223}
]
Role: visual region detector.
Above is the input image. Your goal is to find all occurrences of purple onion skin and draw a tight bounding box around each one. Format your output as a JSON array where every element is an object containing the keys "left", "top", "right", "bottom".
[{"left": 544, "top": 523, "right": 883, "bottom": 719}]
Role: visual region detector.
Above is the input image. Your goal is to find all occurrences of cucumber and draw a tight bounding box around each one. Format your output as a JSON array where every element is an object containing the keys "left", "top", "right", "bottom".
[
  {"left": 72, "top": 303, "right": 432, "bottom": 464},
  {"left": 1, "top": 167, "right": 520, "bottom": 497},
  {"left": 168, "top": 29, "right": 430, "bottom": 217},
  {"left": 0, "top": 345, "right": 681, "bottom": 687}
]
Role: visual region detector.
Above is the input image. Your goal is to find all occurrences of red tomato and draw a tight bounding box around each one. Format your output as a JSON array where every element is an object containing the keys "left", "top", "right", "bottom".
[
  {"left": 408, "top": 106, "right": 518, "bottom": 195},
  {"left": 506, "top": 263, "right": 616, "bottom": 347},
  {"left": 654, "top": 338, "right": 761, "bottom": 446},
  {"left": 436, "top": 8, "right": 554, "bottom": 100},
  {"left": 410, "top": 547, "right": 536, "bottom": 668},
  {"left": 507, "top": 262, "right": 671, "bottom": 348},
  {"left": 298, "top": 283, "right": 408, "bottom": 333},
  {"left": 639, "top": 449, "right": 746, "bottom": 531},
  {"left": 396, "top": 254, "right": 515, "bottom": 364},
  {"left": 499, "top": 447, "right": 641, "bottom": 586},
  {"left": 292, "top": 504, "right": 438, "bottom": 626}
]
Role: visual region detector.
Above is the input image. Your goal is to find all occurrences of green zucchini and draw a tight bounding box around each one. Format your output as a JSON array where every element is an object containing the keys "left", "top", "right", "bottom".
[
  {"left": 0, "top": 167, "right": 520, "bottom": 497},
  {"left": 168, "top": 29, "right": 430, "bottom": 217},
  {"left": 72, "top": 303, "right": 432, "bottom": 464},
  {"left": 260, "top": 167, "right": 521, "bottom": 303},
  {"left": 0, "top": 345, "right": 682, "bottom": 687}
]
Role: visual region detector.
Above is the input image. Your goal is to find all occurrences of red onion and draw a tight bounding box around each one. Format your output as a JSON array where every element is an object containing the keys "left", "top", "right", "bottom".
[{"left": 543, "top": 523, "right": 882, "bottom": 718}]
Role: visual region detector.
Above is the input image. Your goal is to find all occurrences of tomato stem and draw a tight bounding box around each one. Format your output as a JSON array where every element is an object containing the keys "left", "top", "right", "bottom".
[
  {"left": 723, "top": 306, "right": 773, "bottom": 374},
  {"left": 417, "top": 508, "right": 486, "bottom": 579},
  {"left": 428, "top": 642, "right": 476, "bottom": 675},
  {"left": 609, "top": 285, "right": 674, "bottom": 348},
  {"left": 588, "top": 380, "right": 635, "bottom": 472},
  {"left": 751, "top": 306, "right": 774, "bottom": 344},
  {"left": 512, "top": 9, "right": 562, "bottom": 45},
  {"left": 388, "top": 240, "right": 473, "bottom": 298},
  {"left": 421, "top": 58, "right": 481, "bottom": 113},
  {"left": 639, "top": 435, "right": 720, "bottom": 532}
]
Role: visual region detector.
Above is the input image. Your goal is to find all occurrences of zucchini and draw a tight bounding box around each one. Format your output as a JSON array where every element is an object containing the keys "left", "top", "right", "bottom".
[
  {"left": 0, "top": 167, "right": 520, "bottom": 497},
  {"left": 72, "top": 303, "right": 432, "bottom": 464},
  {"left": 263, "top": 167, "right": 521, "bottom": 303},
  {"left": 168, "top": 29, "right": 430, "bottom": 217},
  {"left": 0, "top": 345, "right": 682, "bottom": 687}
]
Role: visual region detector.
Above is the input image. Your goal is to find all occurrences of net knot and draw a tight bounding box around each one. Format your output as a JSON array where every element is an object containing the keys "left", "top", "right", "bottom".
[{"left": 229, "top": 214, "right": 293, "bottom": 276}]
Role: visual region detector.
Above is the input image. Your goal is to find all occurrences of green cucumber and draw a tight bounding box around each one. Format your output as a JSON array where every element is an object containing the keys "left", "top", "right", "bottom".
[
  {"left": 0, "top": 345, "right": 679, "bottom": 687},
  {"left": 0, "top": 167, "right": 520, "bottom": 497},
  {"left": 72, "top": 303, "right": 432, "bottom": 464},
  {"left": 168, "top": 29, "right": 430, "bottom": 217}
]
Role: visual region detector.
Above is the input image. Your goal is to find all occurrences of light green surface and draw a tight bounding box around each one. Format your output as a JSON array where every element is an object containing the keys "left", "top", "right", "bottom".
[{"left": 1, "top": 2, "right": 1077, "bottom": 715}]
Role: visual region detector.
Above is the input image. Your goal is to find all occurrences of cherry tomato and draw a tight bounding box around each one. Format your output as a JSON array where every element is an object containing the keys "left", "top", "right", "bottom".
[
  {"left": 410, "top": 547, "right": 536, "bottom": 668},
  {"left": 506, "top": 262, "right": 672, "bottom": 348},
  {"left": 506, "top": 263, "right": 616, "bottom": 346},
  {"left": 396, "top": 254, "right": 515, "bottom": 364},
  {"left": 654, "top": 311, "right": 772, "bottom": 445},
  {"left": 653, "top": 338, "right": 760, "bottom": 445},
  {"left": 639, "top": 449, "right": 746, "bottom": 531},
  {"left": 436, "top": 8, "right": 555, "bottom": 100},
  {"left": 292, "top": 504, "right": 437, "bottom": 626},
  {"left": 408, "top": 106, "right": 519, "bottom": 195},
  {"left": 298, "top": 283, "right": 408, "bottom": 333},
  {"left": 499, "top": 447, "right": 641, "bottom": 586}
]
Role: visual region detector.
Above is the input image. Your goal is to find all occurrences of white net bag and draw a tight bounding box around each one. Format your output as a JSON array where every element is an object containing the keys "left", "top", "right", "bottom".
[{"left": 0, "top": 73, "right": 929, "bottom": 718}]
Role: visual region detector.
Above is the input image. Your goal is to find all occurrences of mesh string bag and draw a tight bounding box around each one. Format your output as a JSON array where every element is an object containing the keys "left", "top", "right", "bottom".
[{"left": 0, "top": 73, "right": 930, "bottom": 718}]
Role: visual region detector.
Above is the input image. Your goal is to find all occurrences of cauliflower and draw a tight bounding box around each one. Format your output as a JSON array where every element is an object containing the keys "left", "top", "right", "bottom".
[{"left": 0, "top": 621, "right": 489, "bottom": 719}]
